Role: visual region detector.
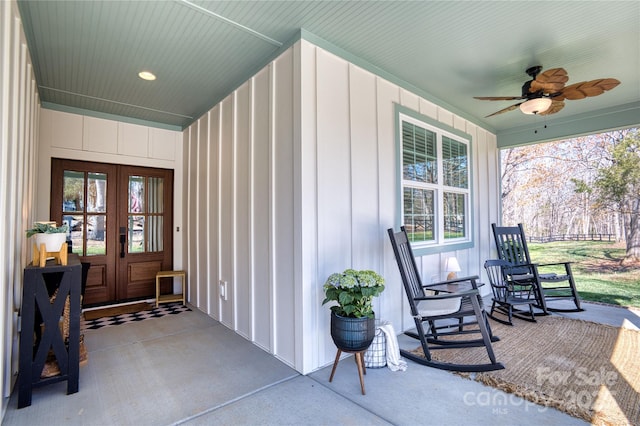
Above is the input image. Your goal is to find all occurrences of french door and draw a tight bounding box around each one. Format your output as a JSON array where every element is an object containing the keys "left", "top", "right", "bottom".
[{"left": 50, "top": 159, "right": 173, "bottom": 306}]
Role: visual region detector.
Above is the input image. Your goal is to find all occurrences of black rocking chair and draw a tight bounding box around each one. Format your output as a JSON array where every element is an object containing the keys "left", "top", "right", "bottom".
[
  {"left": 491, "top": 223, "right": 583, "bottom": 314},
  {"left": 484, "top": 259, "right": 537, "bottom": 325},
  {"left": 388, "top": 227, "right": 504, "bottom": 372}
]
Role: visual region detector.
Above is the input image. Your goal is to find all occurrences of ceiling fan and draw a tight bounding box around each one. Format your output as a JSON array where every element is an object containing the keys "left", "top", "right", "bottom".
[{"left": 474, "top": 66, "right": 620, "bottom": 117}]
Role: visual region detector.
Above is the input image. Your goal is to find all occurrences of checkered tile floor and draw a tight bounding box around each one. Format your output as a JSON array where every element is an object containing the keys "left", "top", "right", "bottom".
[{"left": 82, "top": 302, "right": 191, "bottom": 331}]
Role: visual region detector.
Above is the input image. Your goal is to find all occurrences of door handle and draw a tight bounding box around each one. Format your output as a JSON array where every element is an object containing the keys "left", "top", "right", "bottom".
[{"left": 119, "top": 227, "right": 126, "bottom": 258}]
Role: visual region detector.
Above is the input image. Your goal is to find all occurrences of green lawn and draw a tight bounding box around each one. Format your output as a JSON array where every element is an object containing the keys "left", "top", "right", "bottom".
[{"left": 527, "top": 241, "right": 640, "bottom": 309}]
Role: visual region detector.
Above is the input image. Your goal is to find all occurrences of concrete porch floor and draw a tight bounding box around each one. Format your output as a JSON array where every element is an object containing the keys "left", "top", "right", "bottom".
[{"left": 3, "top": 299, "right": 639, "bottom": 426}]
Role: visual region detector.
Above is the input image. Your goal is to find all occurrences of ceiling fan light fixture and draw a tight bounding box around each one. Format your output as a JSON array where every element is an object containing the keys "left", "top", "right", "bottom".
[{"left": 519, "top": 97, "right": 552, "bottom": 115}]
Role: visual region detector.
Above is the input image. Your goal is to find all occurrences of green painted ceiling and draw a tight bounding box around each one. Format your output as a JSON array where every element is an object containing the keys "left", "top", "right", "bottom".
[{"left": 17, "top": 1, "right": 640, "bottom": 143}]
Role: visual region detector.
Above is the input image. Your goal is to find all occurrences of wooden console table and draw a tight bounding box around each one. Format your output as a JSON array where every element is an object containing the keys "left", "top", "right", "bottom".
[{"left": 18, "top": 254, "right": 81, "bottom": 408}]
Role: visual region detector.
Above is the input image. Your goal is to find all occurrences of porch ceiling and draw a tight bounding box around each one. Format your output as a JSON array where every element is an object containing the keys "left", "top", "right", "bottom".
[{"left": 17, "top": 1, "right": 640, "bottom": 142}]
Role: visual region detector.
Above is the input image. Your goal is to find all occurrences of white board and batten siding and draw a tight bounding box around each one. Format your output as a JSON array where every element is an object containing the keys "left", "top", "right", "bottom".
[
  {"left": 0, "top": 0, "right": 41, "bottom": 407},
  {"left": 184, "top": 39, "right": 500, "bottom": 374},
  {"left": 302, "top": 41, "right": 500, "bottom": 372},
  {"left": 184, "top": 45, "right": 299, "bottom": 366}
]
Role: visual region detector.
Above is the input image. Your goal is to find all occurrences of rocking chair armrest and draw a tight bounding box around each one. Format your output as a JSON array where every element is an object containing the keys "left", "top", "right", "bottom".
[
  {"left": 490, "top": 282, "right": 510, "bottom": 290},
  {"left": 414, "top": 289, "right": 479, "bottom": 301},
  {"left": 424, "top": 275, "right": 480, "bottom": 288},
  {"left": 538, "top": 261, "right": 572, "bottom": 266},
  {"left": 537, "top": 261, "right": 573, "bottom": 271}
]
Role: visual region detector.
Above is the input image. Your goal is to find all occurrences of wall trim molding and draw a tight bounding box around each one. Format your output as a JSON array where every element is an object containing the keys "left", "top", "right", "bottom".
[{"left": 41, "top": 102, "right": 183, "bottom": 132}]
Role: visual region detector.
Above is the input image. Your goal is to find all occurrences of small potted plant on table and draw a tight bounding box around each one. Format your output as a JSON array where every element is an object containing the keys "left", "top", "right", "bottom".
[{"left": 26, "top": 222, "right": 69, "bottom": 266}]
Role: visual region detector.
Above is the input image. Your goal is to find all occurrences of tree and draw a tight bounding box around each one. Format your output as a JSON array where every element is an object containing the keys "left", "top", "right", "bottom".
[
  {"left": 501, "top": 128, "right": 638, "bottom": 249},
  {"left": 594, "top": 130, "right": 640, "bottom": 263},
  {"left": 571, "top": 178, "right": 593, "bottom": 235},
  {"left": 501, "top": 139, "right": 602, "bottom": 237}
]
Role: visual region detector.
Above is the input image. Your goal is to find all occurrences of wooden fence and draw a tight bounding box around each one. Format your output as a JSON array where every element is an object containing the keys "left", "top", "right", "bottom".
[{"left": 528, "top": 234, "right": 615, "bottom": 243}]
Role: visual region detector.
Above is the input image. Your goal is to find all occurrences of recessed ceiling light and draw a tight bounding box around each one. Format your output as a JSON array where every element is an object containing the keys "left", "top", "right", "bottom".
[{"left": 138, "top": 71, "right": 156, "bottom": 81}]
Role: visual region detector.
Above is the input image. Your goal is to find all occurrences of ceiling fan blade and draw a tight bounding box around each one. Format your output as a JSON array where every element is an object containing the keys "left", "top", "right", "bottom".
[
  {"left": 535, "top": 68, "right": 569, "bottom": 84},
  {"left": 538, "top": 100, "right": 565, "bottom": 116},
  {"left": 485, "top": 103, "right": 522, "bottom": 117},
  {"left": 529, "top": 68, "right": 569, "bottom": 93},
  {"left": 529, "top": 80, "right": 566, "bottom": 93},
  {"left": 473, "top": 96, "right": 524, "bottom": 101},
  {"left": 554, "top": 78, "right": 620, "bottom": 101}
]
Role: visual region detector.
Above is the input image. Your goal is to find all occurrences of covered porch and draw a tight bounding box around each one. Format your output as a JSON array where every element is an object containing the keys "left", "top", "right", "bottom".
[
  {"left": 2, "top": 299, "right": 638, "bottom": 425},
  {"left": 2, "top": 1, "right": 639, "bottom": 422}
]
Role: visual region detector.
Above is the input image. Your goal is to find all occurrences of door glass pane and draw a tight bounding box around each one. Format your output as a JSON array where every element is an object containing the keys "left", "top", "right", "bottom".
[
  {"left": 62, "top": 170, "right": 108, "bottom": 256},
  {"left": 129, "top": 176, "right": 145, "bottom": 213},
  {"left": 86, "top": 215, "right": 106, "bottom": 255},
  {"left": 148, "top": 177, "right": 164, "bottom": 213},
  {"left": 148, "top": 216, "right": 163, "bottom": 252},
  {"left": 88, "top": 173, "right": 107, "bottom": 212},
  {"left": 63, "top": 170, "right": 84, "bottom": 212},
  {"left": 64, "top": 214, "right": 84, "bottom": 255},
  {"left": 129, "top": 215, "right": 145, "bottom": 253}
]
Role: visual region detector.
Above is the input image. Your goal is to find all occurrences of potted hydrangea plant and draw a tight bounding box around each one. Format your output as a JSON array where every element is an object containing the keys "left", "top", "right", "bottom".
[{"left": 323, "top": 269, "right": 385, "bottom": 351}]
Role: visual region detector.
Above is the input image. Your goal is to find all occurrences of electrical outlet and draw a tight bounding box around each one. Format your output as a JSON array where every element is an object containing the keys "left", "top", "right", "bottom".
[{"left": 219, "top": 280, "right": 227, "bottom": 301}]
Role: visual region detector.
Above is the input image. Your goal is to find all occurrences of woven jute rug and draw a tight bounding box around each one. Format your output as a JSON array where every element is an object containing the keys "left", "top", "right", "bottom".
[{"left": 412, "top": 315, "right": 640, "bottom": 425}]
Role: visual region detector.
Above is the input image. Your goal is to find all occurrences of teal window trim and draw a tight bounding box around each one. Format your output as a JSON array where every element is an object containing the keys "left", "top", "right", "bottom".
[{"left": 394, "top": 104, "right": 474, "bottom": 256}]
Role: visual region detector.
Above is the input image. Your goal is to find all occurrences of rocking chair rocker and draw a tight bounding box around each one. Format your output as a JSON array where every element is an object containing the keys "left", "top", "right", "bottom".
[{"left": 388, "top": 227, "right": 504, "bottom": 372}]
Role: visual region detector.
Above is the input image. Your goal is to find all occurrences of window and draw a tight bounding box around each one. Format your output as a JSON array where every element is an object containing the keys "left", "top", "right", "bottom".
[{"left": 397, "top": 109, "right": 472, "bottom": 253}]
